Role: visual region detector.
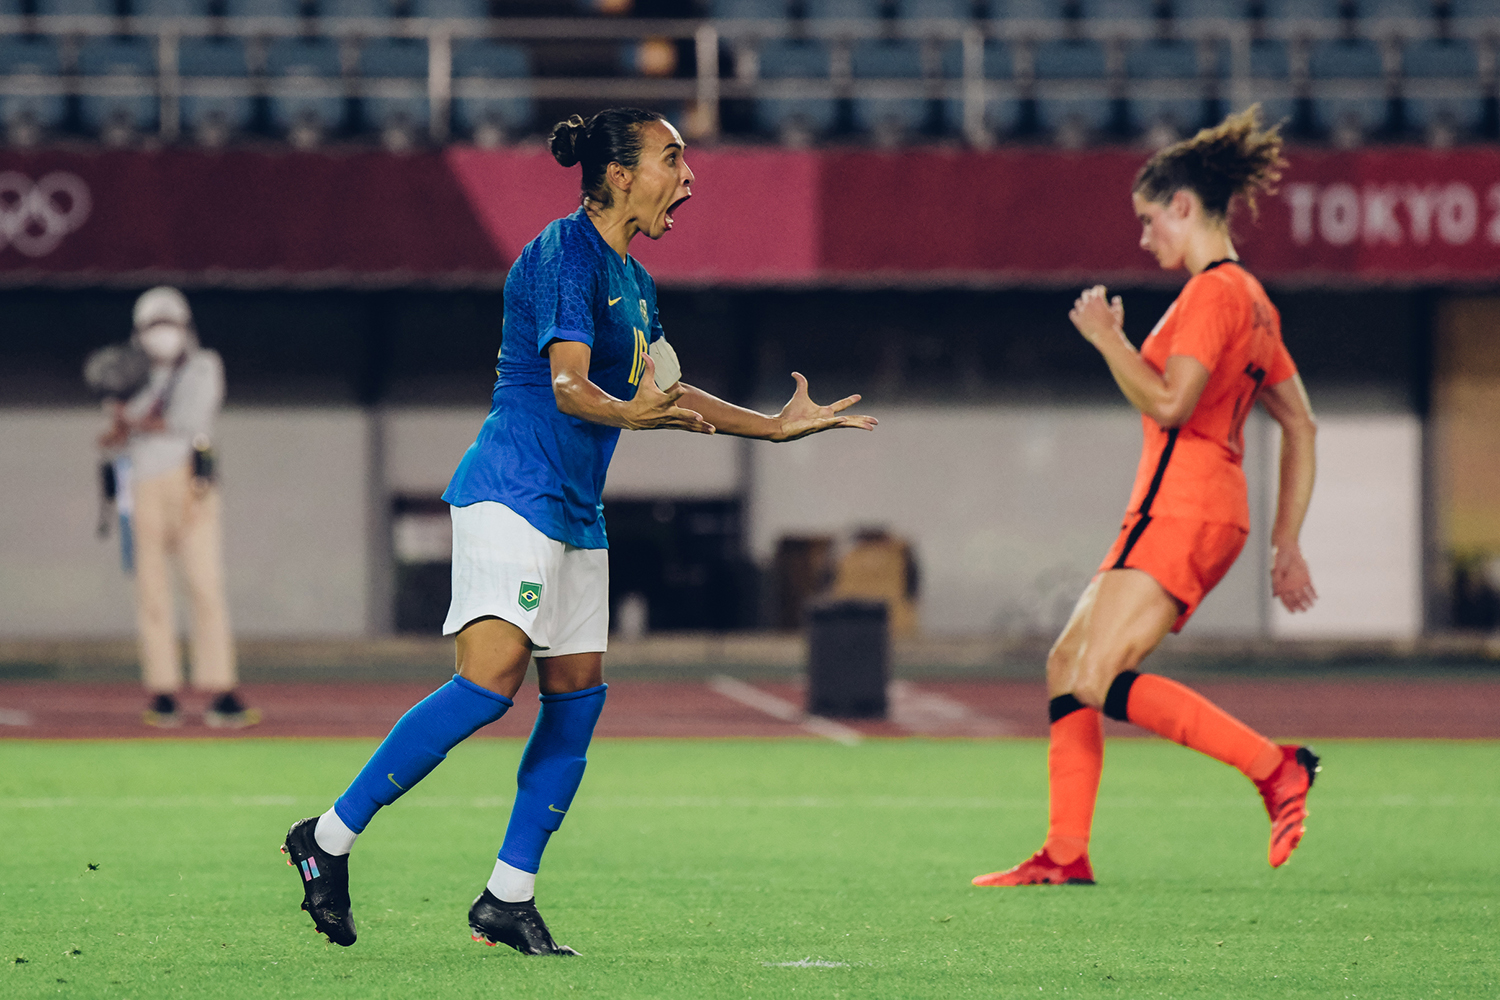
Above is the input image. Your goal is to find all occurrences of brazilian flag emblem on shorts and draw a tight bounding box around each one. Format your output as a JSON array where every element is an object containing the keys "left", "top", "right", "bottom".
[{"left": 518, "top": 582, "right": 543, "bottom": 612}]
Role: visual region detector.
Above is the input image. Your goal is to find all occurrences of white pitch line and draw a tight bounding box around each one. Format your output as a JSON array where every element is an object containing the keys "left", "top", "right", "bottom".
[
  {"left": 707, "top": 676, "right": 863, "bottom": 746},
  {"left": 888, "top": 680, "right": 1016, "bottom": 736}
]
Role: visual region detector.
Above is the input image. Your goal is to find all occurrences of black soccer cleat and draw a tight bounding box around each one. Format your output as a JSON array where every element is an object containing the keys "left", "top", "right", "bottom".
[
  {"left": 468, "top": 889, "right": 579, "bottom": 956},
  {"left": 281, "top": 817, "right": 357, "bottom": 946}
]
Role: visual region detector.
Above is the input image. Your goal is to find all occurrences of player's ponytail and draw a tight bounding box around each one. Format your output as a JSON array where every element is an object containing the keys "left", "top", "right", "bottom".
[
  {"left": 548, "top": 107, "right": 666, "bottom": 209},
  {"left": 1133, "top": 105, "right": 1287, "bottom": 221}
]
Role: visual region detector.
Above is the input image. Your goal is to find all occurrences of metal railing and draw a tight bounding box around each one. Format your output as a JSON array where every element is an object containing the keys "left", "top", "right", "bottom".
[{"left": 0, "top": 13, "right": 1496, "bottom": 145}]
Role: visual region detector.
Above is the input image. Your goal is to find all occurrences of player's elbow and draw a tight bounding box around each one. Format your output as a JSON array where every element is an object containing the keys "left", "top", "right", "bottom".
[
  {"left": 551, "top": 376, "right": 584, "bottom": 418},
  {"left": 1152, "top": 396, "right": 1195, "bottom": 429}
]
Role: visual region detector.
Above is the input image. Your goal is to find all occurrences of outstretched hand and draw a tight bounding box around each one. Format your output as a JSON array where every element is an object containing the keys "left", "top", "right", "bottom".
[
  {"left": 1271, "top": 543, "right": 1317, "bottom": 614},
  {"left": 623, "top": 353, "right": 715, "bottom": 434},
  {"left": 770, "top": 372, "right": 878, "bottom": 442},
  {"left": 1069, "top": 285, "right": 1126, "bottom": 347}
]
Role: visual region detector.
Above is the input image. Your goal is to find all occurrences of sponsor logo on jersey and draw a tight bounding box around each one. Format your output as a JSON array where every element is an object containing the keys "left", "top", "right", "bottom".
[{"left": 608, "top": 296, "right": 622, "bottom": 306}]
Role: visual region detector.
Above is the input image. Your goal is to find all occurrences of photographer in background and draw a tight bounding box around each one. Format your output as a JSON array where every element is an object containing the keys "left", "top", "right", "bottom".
[{"left": 97, "top": 287, "right": 258, "bottom": 729}]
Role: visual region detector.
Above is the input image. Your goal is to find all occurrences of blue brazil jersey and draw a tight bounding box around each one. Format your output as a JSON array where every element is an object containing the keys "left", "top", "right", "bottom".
[{"left": 444, "top": 208, "right": 664, "bottom": 549}]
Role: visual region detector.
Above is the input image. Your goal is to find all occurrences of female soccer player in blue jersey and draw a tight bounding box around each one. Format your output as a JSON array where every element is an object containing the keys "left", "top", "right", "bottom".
[{"left": 282, "top": 107, "right": 877, "bottom": 955}]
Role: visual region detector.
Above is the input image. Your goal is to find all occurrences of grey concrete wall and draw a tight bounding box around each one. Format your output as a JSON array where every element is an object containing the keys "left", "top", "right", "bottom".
[
  {"left": 0, "top": 408, "right": 369, "bottom": 638},
  {"left": 0, "top": 404, "right": 1419, "bottom": 641},
  {"left": 747, "top": 404, "right": 1269, "bottom": 638}
]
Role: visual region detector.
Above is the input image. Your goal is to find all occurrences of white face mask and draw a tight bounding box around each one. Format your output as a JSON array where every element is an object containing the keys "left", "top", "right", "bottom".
[{"left": 139, "top": 324, "right": 188, "bottom": 362}]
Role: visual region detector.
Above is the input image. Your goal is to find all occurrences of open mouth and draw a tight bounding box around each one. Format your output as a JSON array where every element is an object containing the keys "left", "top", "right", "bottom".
[{"left": 664, "top": 194, "right": 690, "bottom": 230}]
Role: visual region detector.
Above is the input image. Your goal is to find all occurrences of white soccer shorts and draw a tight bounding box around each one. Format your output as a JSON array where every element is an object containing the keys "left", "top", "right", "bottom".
[{"left": 443, "top": 500, "right": 610, "bottom": 657}]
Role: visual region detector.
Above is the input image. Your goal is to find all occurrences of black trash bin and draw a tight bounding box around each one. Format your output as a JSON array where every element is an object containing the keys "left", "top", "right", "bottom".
[{"left": 806, "top": 599, "right": 888, "bottom": 719}]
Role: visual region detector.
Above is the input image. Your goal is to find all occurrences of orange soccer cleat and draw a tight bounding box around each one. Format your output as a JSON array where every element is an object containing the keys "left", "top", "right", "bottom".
[
  {"left": 1254, "top": 745, "right": 1321, "bottom": 868},
  {"left": 972, "top": 849, "right": 1096, "bottom": 886}
]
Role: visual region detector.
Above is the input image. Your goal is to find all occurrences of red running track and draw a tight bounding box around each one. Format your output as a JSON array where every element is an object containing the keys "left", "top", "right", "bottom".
[{"left": 0, "top": 678, "right": 1497, "bottom": 740}]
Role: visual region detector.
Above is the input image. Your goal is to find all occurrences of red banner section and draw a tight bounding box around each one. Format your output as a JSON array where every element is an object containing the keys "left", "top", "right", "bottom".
[{"left": 3, "top": 147, "right": 1499, "bottom": 285}]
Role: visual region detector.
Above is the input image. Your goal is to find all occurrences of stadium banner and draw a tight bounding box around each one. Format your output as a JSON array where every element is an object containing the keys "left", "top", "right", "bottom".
[{"left": 3, "top": 147, "right": 1500, "bottom": 285}]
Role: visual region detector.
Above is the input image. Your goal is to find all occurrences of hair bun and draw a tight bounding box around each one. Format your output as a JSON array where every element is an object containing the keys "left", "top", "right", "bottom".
[{"left": 549, "top": 114, "right": 586, "bottom": 168}]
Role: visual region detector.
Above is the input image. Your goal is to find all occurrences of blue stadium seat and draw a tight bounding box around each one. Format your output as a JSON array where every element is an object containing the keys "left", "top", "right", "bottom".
[
  {"left": 755, "top": 38, "right": 837, "bottom": 137},
  {"left": 0, "top": 36, "right": 65, "bottom": 132},
  {"left": 1403, "top": 37, "right": 1482, "bottom": 134},
  {"left": 451, "top": 39, "right": 533, "bottom": 138},
  {"left": 178, "top": 36, "right": 254, "bottom": 134},
  {"left": 362, "top": 36, "right": 427, "bottom": 76},
  {"left": 408, "top": 0, "right": 490, "bottom": 15},
  {"left": 223, "top": 0, "right": 305, "bottom": 15},
  {"left": 805, "top": 0, "right": 878, "bottom": 15},
  {"left": 265, "top": 35, "right": 344, "bottom": 135},
  {"left": 851, "top": 39, "right": 927, "bottom": 135},
  {"left": 322, "top": 0, "right": 398, "bottom": 16},
  {"left": 1361, "top": 0, "right": 1436, "bottom": 15},
  {"left": 1127, "top": 38, "right": 1217, "bottom": 136},
  {"left": 709, "top": 0, "right": 790, "bottom": 17},
  {"left": 361, "top": 36, "right": 428, "bottom": 135},
  {"left": 1003, "top": 0, "right": 1067, "bottom": 16},
  {"left": 1074, "top": 0, "right": 1154, "bottom": 17},
  {"left": 34, "top": 0, "right": 112, "bottom": 13},
  {"left": 899, "top": 0, "right": 969, "bottom": 16},
  {"left": 0, "top": 34, "right": 63, "bottom": 75},
  {"left": 136, "top": 0, "right": 216, "bottom": 12},
  {"left": 1307, "top": 37, "right": 1385, "bottom": 135},
  {"left": 1171, "top": 0, "right": 1253, "bottom": 18},
  {"left": 1034, "top": 38, "right": 1107, "bottom": 80},
  {"left": 1032, "top": 38, "right": 1111, "bottom": 137},
  {"left": 1404, "top": 37, "right": 1477, "bottom": 78},
  {"left": 1248, "top": 37, "right": 1289, "bottom": 80},
  {"left": 76, "top": 35, "right": 158, "bottom": 137}
]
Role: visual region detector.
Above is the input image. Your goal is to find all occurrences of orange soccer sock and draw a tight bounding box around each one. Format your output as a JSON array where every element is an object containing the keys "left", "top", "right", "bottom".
[
  {"left": 1105, "top": 671, "right": 1281, "bottom": 781},
  {"left": 1041, "top": 696, "right": 1105, "bottom": 865}
]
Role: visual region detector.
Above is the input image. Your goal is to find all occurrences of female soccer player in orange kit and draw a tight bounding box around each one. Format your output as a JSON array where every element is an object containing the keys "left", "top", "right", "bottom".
[{"left": 974, "top": 107, "right": 1320, "bottom": 887}]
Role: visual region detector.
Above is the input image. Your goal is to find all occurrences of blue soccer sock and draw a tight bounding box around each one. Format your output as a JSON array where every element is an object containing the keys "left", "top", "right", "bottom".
[
  {"left": 333, "top": 674, "right": 512, "bottom": 834},
  {"left": 497, "top": 683, "right": 607, "bottom": 876}
]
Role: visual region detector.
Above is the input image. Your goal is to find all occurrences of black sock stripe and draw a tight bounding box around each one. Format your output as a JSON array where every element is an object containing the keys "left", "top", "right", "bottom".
[
  {"left": 1102, "top": 670, "right": 1140, "bottom": 721},
  {"left": 1048, "top": 694, "right": 1087, "bottom": 723}
]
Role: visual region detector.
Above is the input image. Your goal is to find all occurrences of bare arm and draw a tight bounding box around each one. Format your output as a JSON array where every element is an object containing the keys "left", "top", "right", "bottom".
[
  {"left": 1259, "top": 374, "right": 1318, "bottom": 613},
  {"left": 677, "top": 373, "right": 877, "bottom": 442},
  {"left": 1069, "top": 286, "right": 1210, "bottom": 427},
  {"left": 548, "top": 340, "right": 714, "bottom": 433}
]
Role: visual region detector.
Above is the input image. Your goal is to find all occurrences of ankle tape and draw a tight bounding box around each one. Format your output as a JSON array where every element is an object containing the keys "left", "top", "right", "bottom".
[{"left": 1102, "top": 670, "right": 1140, "bottom": 721}]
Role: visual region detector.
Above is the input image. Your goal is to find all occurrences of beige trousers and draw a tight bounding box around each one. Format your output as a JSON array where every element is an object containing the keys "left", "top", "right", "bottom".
[{"left": 132, "top": 463, "right": 237, "bottom": 694}]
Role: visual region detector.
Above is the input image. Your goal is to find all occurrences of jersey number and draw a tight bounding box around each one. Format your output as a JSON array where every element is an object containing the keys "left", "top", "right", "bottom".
[
  {"left": 1228, "top": 363, "right": 1268, "bottom": 446},
  {"left": 627, "top": 327, "right": 649, "bottom": 386}
]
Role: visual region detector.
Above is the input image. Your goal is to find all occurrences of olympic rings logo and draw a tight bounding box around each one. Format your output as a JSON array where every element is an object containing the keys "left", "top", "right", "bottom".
[{"left": 0, "top": 172, "right": 91, "bottom": 258}]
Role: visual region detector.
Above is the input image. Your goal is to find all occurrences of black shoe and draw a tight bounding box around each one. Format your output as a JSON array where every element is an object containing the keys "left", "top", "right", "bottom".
[
  {"left": 205, "top": 691, "right": 261, "bottom": 729},
  {"left": 468, "top": 889, "right": 579, "bottom": 956},
  {"left": 281, "top": 817, "right": 357, "bottom": 946},
  {"left": 142, "top": 693, "right": 180, "bottom": 728}
]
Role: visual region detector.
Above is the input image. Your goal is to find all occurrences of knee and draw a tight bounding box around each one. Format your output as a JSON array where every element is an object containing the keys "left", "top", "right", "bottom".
[
  {"left": 1072, "top": 649, "right": 1131, "bottom": 709},
  {"left": 1045, "top": 641, "right": 1075, "bottom": 690}
]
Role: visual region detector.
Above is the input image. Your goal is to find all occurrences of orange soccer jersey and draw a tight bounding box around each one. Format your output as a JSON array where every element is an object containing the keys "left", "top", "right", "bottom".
[
  {"left": 1125, "top": 260, "right": 1297, "bottom": 531},
  {"left": 1101, "top": 261, "right": 1298, "bottom": 627}
]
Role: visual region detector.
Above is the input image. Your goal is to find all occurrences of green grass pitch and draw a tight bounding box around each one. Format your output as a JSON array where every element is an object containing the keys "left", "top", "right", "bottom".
[{"left": 2, "top": 738, "right": 1497, "bottom": 999}]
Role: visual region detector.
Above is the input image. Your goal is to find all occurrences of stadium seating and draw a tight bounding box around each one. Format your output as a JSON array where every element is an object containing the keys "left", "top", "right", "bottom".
[
  {"left": 451, "top": 39, "right": 533, "bottom": 141},
  {"left": 76, "top": 34, "right": 158, "bottom": 139},
  {"left": 0, "top": 0, "right": 1492, "bottom": 147}
]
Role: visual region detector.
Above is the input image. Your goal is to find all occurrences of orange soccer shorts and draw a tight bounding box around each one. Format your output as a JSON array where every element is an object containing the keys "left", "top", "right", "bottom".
[{"left": 1097, "top": 514, "right": 1248, "bottom": 632}]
